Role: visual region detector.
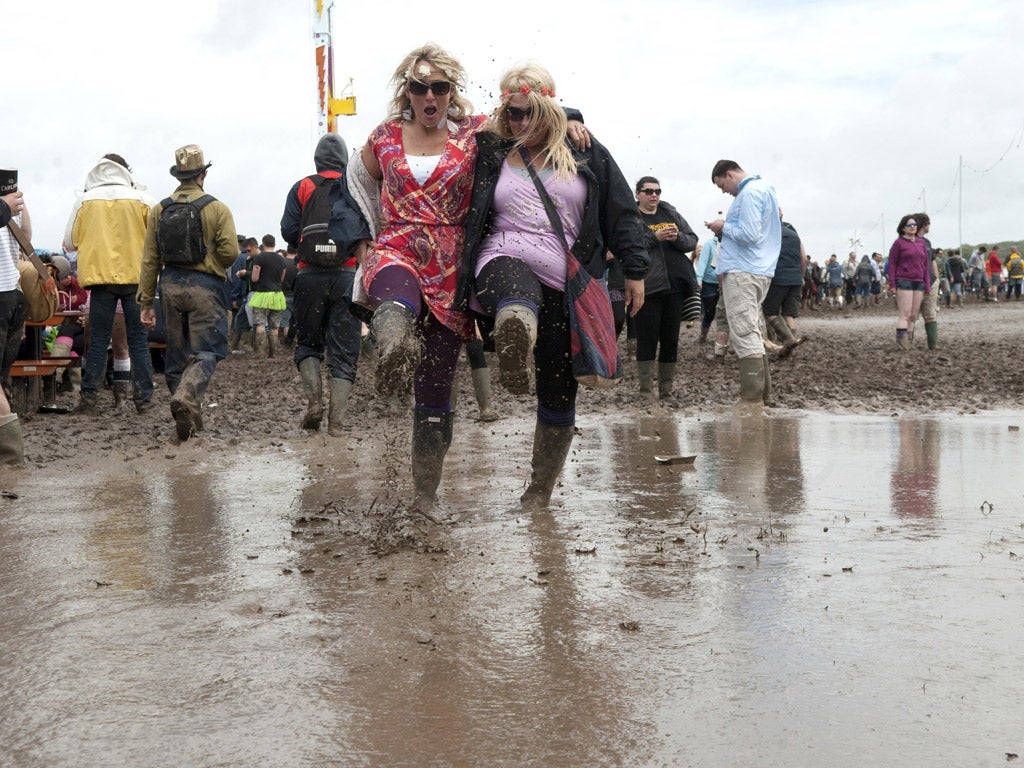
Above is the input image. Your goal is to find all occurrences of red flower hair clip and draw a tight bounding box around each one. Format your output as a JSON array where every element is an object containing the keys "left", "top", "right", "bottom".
[{"left": 519, "top": 84, "right": 531, "bottom": 94}]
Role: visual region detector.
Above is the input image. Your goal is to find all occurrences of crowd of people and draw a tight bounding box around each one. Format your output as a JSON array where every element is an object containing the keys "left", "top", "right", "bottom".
[{"left": 2, "top": 43, "right": 1016, "bottom": 513}]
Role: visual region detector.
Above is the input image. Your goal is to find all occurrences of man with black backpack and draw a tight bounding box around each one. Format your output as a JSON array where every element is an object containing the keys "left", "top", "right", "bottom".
[
  {"left": 280, "top": 132, "right": 367, "bottom": 436},
  {"left": 138, "top": 144, "right": 239, "bottom": 442}
]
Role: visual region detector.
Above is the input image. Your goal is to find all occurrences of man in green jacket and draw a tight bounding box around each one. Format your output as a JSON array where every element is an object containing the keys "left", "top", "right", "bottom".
[{"left": 138, "top": 144, "right": 239, "bottom": 441}]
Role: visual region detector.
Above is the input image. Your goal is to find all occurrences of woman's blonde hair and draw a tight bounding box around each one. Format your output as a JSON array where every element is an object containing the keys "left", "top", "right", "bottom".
[
  {"left": 386, "top": 43, "right": 473, "bottom": 123},
  {"left": 489, "top": 63, "right": 577, "bottom": 179}
]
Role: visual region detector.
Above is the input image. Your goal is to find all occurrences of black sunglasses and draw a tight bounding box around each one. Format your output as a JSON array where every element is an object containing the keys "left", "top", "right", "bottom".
[
  {"left": 408, "top": 79, "right": 452, "bottom": 96},
  {"left": 640, "top": 188, "right": 662, "bottom": 196},
  {"left": 505, "top": 105, "right": 533, "bottom": 122}
]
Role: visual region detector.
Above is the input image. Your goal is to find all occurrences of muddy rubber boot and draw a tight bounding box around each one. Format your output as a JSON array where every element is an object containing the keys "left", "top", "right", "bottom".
[
  {"left": 371, "top": 300, "right": 420, "bottom": 398},
  {"left": 327, "top": 377, "right": 352, "bottom": 437},
  {"left": 298, "top": 357, "right": 324, "bottom": 431},
  {"left": 0, "top": 415, "right": 25, "bottom": 466},
  {"left": 170, "top": 364, "right": 203, "bottom": 442},
  {"left": 738, "top": 356, "right": 765, "bottom": 403},
  {"left": 493, "top": 303, "right": 538, "bottom": 395},
  {"left": 698, "top": 325, "right": 709, "bottom": 345},
  {"left": 470, "top": 366, "right": 500, "bottom": 422},
  {"left": 75, "top": 391, "right": 98, "bottom": 415},
  {"left": 896, "top": 330, "right": 910, "bottom": 350},
  {"left": 267, "top": 333, "right": 277, "bottom": 359},
  {"left": 762, "top": 356, "right": 772, "bottom": 405},
  {"left": 769, "top": 316, "right": 800, "bottom": 358},
  {"left": 637, "top": 360, "right": 655, "bottom": 394},
  {"left": 657, "top": 362, "right": 676, "bottom": 400},
  {"left": 411, "top": 410, "right": 454, "bottom": 515},
  {"left": 254, "top": 333, "right": 268, "bottom": 358},
  {"left": 112, "top": 380, "right": 129, "bottom": 409},
  {"left": 520, "top": 422, "right": 575, "bottom": 510},
  {"left": 240, "top": 330, "right": 254, "bottom": 352},
  {"left": 66, "top": 366, "right": 82, "bottom": 395},
  {"left": 925, "top": 320, "right": 939, "bottom": 350},
  {"left": 229, "top": 330, "right": 240, "bottom": 352}
]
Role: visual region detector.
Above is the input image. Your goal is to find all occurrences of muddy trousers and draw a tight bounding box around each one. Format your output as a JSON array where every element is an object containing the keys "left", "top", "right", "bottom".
[
  {"left": 159, "top": 267, "right": 229, "bottom": 401},
  {"left": 292, "top": 267, "right": 362, "bottom": 382}
]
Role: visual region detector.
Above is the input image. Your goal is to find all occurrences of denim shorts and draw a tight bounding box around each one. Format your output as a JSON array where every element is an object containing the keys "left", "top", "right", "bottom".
[{"left": 895, "top": 279, "right": 926, "bottom": 291}]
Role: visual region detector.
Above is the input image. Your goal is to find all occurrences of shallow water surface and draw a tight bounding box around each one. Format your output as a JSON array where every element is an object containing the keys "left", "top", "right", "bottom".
[{"left": 1, "top": 412, "right": 1021, "bottom": 767}]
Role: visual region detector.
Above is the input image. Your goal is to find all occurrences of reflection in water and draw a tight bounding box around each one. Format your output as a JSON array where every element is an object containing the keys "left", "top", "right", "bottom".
[
  {"left": 713, "top": 412, "right": 773, "bottom": 518},
  {"left": 764, "top": 418, "right": 804, "bottom": 516},
  {"left": 2, "top": 414, "right": 1023, "bottom": 766},
  {"left": 890, "top": 419, "right": 939, "bottom": 524}
]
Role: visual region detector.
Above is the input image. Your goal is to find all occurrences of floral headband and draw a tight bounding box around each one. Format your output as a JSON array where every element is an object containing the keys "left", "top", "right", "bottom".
[{"left": 501, "top": 84, "right": 556, "bottom": 99}]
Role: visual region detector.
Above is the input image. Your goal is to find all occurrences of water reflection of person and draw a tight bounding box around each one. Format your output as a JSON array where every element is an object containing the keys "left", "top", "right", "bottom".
[
  {"left": 763, "top": 417, "right": 804, "bottom": 516},
  {"left": 712, "top": 414, "right": 773, "bottom": 514},
  {"left": 890, "top": 419, "right": 938, "bottom": 521}
]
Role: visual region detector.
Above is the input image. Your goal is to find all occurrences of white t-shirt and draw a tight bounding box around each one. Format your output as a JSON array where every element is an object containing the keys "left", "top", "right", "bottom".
[
  {"left": 0, "top": 211, "right": 23, "bottom": 292},
  {"left": 405, "top": 154, "right": 442, "bottom": 187}
]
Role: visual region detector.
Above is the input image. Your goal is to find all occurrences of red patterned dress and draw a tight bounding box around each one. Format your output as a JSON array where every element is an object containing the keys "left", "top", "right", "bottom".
[{"left": 361, "top": 115, "right": 487, "bottom": 340}]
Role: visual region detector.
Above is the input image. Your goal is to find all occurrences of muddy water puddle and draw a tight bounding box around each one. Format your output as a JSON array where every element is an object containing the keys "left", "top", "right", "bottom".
[{"left": 1, "top": 412, "right": 1022, "bottom": 767}]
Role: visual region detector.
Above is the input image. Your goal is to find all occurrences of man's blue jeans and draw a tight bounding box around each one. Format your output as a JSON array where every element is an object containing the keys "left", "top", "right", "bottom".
[{"left": 81, "top": 283, "right": 154, "bottom": 404}]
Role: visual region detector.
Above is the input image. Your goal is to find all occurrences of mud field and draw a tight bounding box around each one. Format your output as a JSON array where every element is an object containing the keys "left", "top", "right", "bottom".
[
  {"left": 10, "top": 299, "right": 1023, "bottom": 467},
  {"left": 2, "top": 299, "right": 1022, "bottom": 767}
]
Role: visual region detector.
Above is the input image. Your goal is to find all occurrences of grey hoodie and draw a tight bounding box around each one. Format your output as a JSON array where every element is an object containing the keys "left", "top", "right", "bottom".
[{"left": 314, "top": 133, "right": 349, "bottom": 173}]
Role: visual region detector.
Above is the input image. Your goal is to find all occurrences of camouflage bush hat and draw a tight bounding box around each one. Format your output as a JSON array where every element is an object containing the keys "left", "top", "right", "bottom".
[{"left": 170, "top": 144, "right": 212, "bottom": 179}]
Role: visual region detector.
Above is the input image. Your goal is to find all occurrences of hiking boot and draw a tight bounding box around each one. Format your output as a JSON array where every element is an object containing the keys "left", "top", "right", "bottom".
[{"left": 494, "top": 303, "right": 537, "bottom": 395}]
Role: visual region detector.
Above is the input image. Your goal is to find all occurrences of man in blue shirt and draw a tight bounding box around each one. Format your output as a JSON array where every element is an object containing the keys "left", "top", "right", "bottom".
[{"left": 705, "top": 160, "right": 781, "bottom": 405}]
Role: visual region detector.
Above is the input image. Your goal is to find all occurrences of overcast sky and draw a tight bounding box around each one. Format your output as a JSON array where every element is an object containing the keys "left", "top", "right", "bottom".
[{"left": 7, "top": 0, "right": 1022, "bottom": 261}]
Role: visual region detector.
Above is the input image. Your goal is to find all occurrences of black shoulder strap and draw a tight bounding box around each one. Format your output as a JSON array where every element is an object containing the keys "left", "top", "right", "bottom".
[
  {"left": 160, "top": 197, "right": 174, "bottom": 209},
  {"left": 192, "top": 194, "right": 216, "bottom": 211}
]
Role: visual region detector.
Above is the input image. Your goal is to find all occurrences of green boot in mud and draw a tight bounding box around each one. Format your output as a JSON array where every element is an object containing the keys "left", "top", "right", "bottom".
[
  {"left": 738, "top": 356, "right": 765, "bottom": 404},
  {"left": 298, "top": 357, "right": 324, "bottom": 431},
  {"left": 493, "top": 303, "right": 537, "bottom": 395},
  {"left": 327, "top": 377, "right": 352, "bottom": 437},
  {"left": 637, "top": 360, "right": 655, "bottom": 395},
  {"left": 0, "top": 415, "right": 25, "bottom": 466},
  {"left": 372, "top": 300, "right": 420, "bottom": 399},
  {"left": 520, "top": 422, "right": 575, "bottom": 510},
  {"left": 411, "top": 410, "right": 453, "bottom": 519},
  {"left": 925, "top": 321, "right": 939, "bottom": 350}
]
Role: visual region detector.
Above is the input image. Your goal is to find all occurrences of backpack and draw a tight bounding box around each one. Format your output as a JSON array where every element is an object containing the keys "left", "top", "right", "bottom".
[
  {"left": 157, "top": 194, "right": 215, "bottom": 265},
  {"left": 298, "top": 175, "right": 342, "bottom": 268}
]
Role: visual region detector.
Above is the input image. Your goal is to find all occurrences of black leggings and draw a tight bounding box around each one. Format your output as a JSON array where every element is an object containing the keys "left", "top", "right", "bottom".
[
  {"left": 476, "top": 257, "right": 577, "bottom": 424},
  {"left": 634, "top": 291, "right": 683, "bottom": 363}
]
